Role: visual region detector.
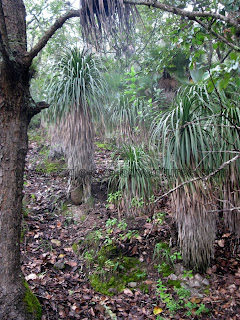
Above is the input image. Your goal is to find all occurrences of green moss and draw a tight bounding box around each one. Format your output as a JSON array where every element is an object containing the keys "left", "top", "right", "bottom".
[
  {"left": 95, "top": 142, "right": 113, "bottom": 150},
  {"left": 98, "top": 245, "right": 119, "bottom": 264},
  {"left": 167, "top": 279, "right": 182, "bottom": 288},
  {"left": 36, "top": 158, "right": 66, "bottom": 174},
  {"left": 22, "top": 199, "right": 29, "bottom": 218},
  {"left": 72, "top": 242, "right": 78, "bottom": 253},
  {"left": 203, "top": 286, "right": 210, "bottom": 295},
  {"left": 20, "top": 230, "right": 25, "bottom": 243},
  {"left": 139, "top": 283, "right": 149, "bottom": 293},
  {"left": 23, "top": 281, "right": 42, "bottom": 320},
  {"left": 89, "top": 249, "right": 147, "bottom": 296},
  {"left": 28, "top": 131, "right": 44, "bottom": 145},
  {"left": 20, "top": 221, "right": 28, "bottom": 243}
]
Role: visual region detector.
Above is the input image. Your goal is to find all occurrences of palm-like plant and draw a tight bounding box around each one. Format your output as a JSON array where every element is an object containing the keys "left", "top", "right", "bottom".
[
  {"left": 80, "top": 0, "right": 138, "bottom": 45},
  {"left": 47, "top": 48, "right": 106, "bottom": 204},
  {"left": 213, "top": 82, "right": 240, "bottom": 237},
  {"left": 152, "top": 83, "right": 219, "bottom": 271},
  {"left": 109, "top": 144, "right": 156, "bottom": 217},
  {"left": 152, "top": 80, "right": 240, "bottom": 271}
]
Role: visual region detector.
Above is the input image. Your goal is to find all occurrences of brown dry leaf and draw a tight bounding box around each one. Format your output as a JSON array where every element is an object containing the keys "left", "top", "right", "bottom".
[
  {"left": 66, "top": 260, "right": 77, "bottom": 267},
  {"left": 132, "top": 246, "right": 138, "bottom": 255},
  {"left": 222, "top": 301, "right": 231, "bottom": 308},
  {"left": 222, "top": 233, "right": 231, "bottom": 238},
  {"left": 90, "top": 307, "right": 95, "bottom": 316},
  {"left": 71, "top": 304, "right": 80, "bottom": 312},
  {"left": 217, "top": 239, "right": 225, "bottom": 247},
  {"left": 123, "top": 288, "right": 134, "bottom": 296},
  {"left": 190, "top": 297, "right": 201, "bottom": 304},
  {"left": 57, "top": 221, "right": 62, "bottom": 228},
  {"left": 44, "top": 293, "right": 52, "bottom": 300},
  {"left": 145, "top": 280, "right": 154, "bottom": 285},
  {"left": 144, "top": 223, "right": 153, "bottom": 229}
]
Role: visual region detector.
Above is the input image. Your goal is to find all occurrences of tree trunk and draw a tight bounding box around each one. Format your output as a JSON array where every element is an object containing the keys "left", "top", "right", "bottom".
[
  {"left": 0, "top": 1, "right": 41, "bottom": 318},
  {"left": 0, "top": 100, "right": 40, "bottom": 320}
]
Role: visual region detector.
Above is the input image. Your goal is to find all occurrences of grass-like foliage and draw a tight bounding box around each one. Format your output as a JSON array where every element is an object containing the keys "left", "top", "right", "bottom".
[
  {"left": 109, "top": 144, "right": 157, "bottom": 217},
  {"left": 151, "top": 80, "right": 240, "bottom": 271},
  {"left": 46, "top": 48, "right": 107, "bottom": 203},
  {"left": 47, "top": 47, "right": 106, "bottom": 121}
]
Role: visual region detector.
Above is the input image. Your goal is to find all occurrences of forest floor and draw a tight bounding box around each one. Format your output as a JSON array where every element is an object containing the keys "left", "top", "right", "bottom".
[{"left": 21, "top": 130, "right": 240, "bottom": 320}]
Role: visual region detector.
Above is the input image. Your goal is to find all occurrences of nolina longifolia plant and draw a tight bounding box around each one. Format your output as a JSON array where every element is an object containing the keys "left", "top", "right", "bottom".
[
  {"left": 152, "top": 80, "right": 240, "bottom": 271},
  {"left": 47, "top": 47, "right": 106, "bottom": 204},
  {"left": 152, "top": 83, "right": 219, "bottom": 272},
  {"left": 109, "top": 144, "right": 157, "bottom": 218}
]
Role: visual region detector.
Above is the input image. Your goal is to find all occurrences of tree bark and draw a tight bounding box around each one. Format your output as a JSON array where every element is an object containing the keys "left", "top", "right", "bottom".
[
  {"left": 0, "top": 95, "right": 33, "bottom": 320},
  {"left": 0, "top": 0, "right": 41, "bottom": 319}
]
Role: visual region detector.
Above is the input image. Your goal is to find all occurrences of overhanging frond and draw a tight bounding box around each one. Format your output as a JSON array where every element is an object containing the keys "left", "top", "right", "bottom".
[{"left": 80, "top": 0, "right": 138, "bottom": 43}]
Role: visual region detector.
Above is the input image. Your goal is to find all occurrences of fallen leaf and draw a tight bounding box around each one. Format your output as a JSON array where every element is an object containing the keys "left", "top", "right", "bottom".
[
  {"left": 51, "top": 239, "right": 61, "bottom": 246},
  {"left": 25, "top": 273, "right": 38, "bottom": 281},
  {"left": 222, "top": 233, "right": 231, "bottom": 238},
  {"left": 123, "top": 288, "right": 134, "bottom": 296},
  {"left": 132, "top": 246, "right": 138, "bottom": 255},
  {"left": 217, "top": 239, "right": 225, "bottom": 247},
  {"left": 190, "top": 297, "right": 201, "bottom": 304},
  {"left": 66, "top": 260, "right": 77, "bottom": 267},
  {"left": 153, "top": 306, "right": 163, "bottom": 315}
]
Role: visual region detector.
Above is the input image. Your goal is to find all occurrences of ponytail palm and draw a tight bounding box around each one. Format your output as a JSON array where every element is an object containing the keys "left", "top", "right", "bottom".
[
  {"left": 152, "top": 83, "right": 218, "bottom": 271},
  {"left": 213, "top": 83, "right": 240, "bottom": 237},
  {"left": 47, "top": 48, "right": 106, "bottom": 204},
  {"left": 153, "top": 80, "right": 240, "bottom": 271}
]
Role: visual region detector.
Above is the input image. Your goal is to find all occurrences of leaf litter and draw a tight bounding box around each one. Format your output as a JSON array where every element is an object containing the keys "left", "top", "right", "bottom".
[{"left": 21, "top": 136, "right": 240, "bottom": 319}]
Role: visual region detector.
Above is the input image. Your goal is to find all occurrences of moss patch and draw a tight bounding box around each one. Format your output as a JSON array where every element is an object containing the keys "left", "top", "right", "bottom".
[
  {"left": 89, "top": 245, "right": 147, "bottom": 295},
  {"left": 167, "top": 279, "right": 182, "bottom": 288},
  {"left": 36, "top": 158, "right": 66, "bottom": 174},
  {"left": 95, "top": 142, "right": 113, "bottom": 151},
  {"left": 23, "top": 280, "right": 42, "bottom": 320},
  {"left": 72, "top": 242, "right": 79, "bottom": 253}
]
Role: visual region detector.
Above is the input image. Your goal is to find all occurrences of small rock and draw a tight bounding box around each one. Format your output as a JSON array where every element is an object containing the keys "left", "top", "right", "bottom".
[
  {"left": 202, "top": 278, "right": 210, "bottom": 286},
  {"left": 168, "top": 274, "right": 178, "bottom": 281},
  {"left": 188, "top": 279, "right": 201, "bottom": 288},
  {"left": 128, "top": 282, "right": 137, "bottom": 288},
  {"left": 25, "top": 273, "right": 38, "bottom": 281},
  {"left": 108, "top": 288, "right": 118, "bottom": 295},
  {"left": 54, "top": 261, "right": 65, "bottom": 270},
  {"left": 195, "top": 273, "right": 203, "bottom": 282},
  {"left": 174, "top": 263, "right": 185, "bottom": 276}
]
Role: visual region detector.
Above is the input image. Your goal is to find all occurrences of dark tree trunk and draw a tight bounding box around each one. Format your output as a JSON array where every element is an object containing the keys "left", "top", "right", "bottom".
[
  {"left": 0, "top": 0, "right": 41, "bottom": 319},
  {"left": 0, "top": 96, "right": 34, "bottom": 320},
  {"left": 0, "top": 0, "right": 81, "bottom": 318}
]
